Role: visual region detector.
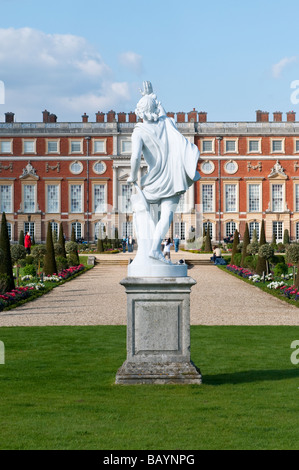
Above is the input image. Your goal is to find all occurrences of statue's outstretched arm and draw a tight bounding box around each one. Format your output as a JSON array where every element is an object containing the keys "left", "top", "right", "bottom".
[{"left": 127, "top": 132, "right": 143, "bottom": 183}]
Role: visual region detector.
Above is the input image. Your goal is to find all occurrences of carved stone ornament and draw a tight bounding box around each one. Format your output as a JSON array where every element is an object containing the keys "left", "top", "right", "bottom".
[
  {"left": 20, "top": 161, "right": 39, "bottom": 179},
  {"left": 268, "top": 160, "right": 287, "bottom": 178}
]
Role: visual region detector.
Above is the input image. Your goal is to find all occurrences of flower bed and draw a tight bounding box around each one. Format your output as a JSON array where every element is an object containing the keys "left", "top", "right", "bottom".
[
  {"left": 0, "top": 264, "right": 86, "bottom": 312},
  {"left": 224, "top": 263, "right": 299, "bottom": 306}
]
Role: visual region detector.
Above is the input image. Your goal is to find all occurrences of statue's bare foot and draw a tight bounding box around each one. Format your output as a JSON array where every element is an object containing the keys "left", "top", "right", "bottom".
[{"left": 149, "top": 250, "right": 172, "bottom": 264}]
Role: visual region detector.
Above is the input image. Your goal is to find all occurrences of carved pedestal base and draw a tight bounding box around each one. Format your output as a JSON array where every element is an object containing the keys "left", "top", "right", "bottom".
[{"left": 115, "top": 276, "right": 201, "bottom": 385}]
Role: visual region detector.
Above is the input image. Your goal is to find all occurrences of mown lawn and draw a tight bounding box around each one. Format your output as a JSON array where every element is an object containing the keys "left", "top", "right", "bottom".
[{"left": 0, "top": 325, "right": 299, "bottom": 450}]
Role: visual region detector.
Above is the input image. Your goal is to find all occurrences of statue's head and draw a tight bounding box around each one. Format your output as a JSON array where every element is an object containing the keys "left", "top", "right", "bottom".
[{"left": 135, "top": 93, "right": 160, "bottom": 122}]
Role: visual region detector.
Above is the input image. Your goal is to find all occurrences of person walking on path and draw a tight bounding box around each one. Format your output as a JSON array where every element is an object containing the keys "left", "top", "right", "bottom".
[
  {"left": 174, "top": 234, "right": 180, "bottom": 252},
  {"left": 127, "top": 236, "right": 134, "bottom": 253},
  {"left": 24, "top": 232, "right": 32, "bottom": 255},
  {"left": 121, "top": 237, "right": 127, "bottom": 253},
  {"left": 163, "top": 238, "right": 173, "bottom": 260}
]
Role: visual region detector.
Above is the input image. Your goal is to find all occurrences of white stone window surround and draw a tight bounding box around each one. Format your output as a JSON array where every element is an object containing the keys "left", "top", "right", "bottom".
[
  {"left": 0, "top": 183, "right": 13, "bottom": 213},
  {"left": 247, "top": 181, "right": 262, "bottom": 213},
  {"left": 69, "top": 139, "right": 83, "bottom": 154},
  {"left": 22, "top": 182, "right": 37, "bottom": 213},
  {"left": 200, "top": 181, "right": 215, "bottom": 213},
  {"left": 93, "top": 160, "right": 107, "bottom": 175},
  {"left": 224, "top": 181, "right": 239, "bottom": 213},
  {"left": 45, "top": 182, "right": 60, "bottom": 214},
  {"left": 270, "top": 138, "right": 285, "bottom": 154},
  {"left": 92, "top": 139, "right": 107, "bottom": 154},
  {"left": 271, "top": 182, "right": 285, "bottom": 212},
  {"left": 69, "top": 183, "right": 83, "bottom": 213},
  {"left": 247, "top": 138, "right": 262, "bottom": 154},
  {"left": 223, "top": 138, "right": 239, "bottom": 154},
  {"left": 0, "top": 139, "right": 13, "bottom": 154},
  {"left": 22, "top": 139, "right": 37, "bottom": 155},
  {"left": 92, "top": 182, "right": 107, "bottom": 213},
  {"left": 294, "top": 183, "right": 299, "bottom": 212},
  {"left": 200, "top": 138, "right": 215, "bottom": 154},
  {"left": 46, "top": 139, "right": 60, "bottom": 154},
  {"left": 200, "top": 160, "right": 215, "bottom": 175},
  {"left": 224, "top": 160, "right": 238, "bottom": 175},
  {"left": 69, "top": 160, "right": 83, "bottom": 175},
  {"left": 294, "top": 139, "right": 299, "bottom": 154},
  {"left": 120, "top": 139, "right": 132, "bottom": 154}
]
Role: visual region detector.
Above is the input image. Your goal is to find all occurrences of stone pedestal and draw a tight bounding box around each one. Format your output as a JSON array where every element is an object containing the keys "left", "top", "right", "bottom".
[{"left": 115, "top": 277, "right": 201, "bottom": 385}]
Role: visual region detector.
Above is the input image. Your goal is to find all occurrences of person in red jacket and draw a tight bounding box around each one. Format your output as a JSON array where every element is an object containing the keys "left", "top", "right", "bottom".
[{"left": 24, "top": 232, "right": 32, "bottom": 255}]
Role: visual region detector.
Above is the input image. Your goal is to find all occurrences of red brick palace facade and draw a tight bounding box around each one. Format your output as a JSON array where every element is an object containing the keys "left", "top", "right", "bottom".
[{"left": 1, "top": 108, "right": 299, "bottom": 244}]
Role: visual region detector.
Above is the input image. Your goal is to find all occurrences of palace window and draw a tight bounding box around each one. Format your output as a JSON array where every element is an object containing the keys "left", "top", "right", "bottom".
[
  {"left": 225, "top": 221, "right": 236, "bottom": 237},
  {"left": 174, "top": 221, "right": 186, "bottom": 241},
  {"left": 248, "top": 184, "right": 260, "bottom": 212},
  {"left": 47, "top": 140, "right": 59, "bottom": 153},
  {"left": 71, "top": 222, "right": 82, "bottom": 240},
  {"left": 0, "top": 140, "right": 12, "bottom": 153},
  {"left": 202, "top": 184, "right": 213, "bottom": 212},
  {"left": 121, "top": 184, "right": 132, "bottom": 213},
  {"left": 122, "top": 221, "right": 133, "bottom": 238},
  {"left": 249, "top": 221, "right": 260, "bottom": 240},
  {"left": 248, "top": 140, "right": 260, "bottom": 153},
  {"left": 93, "top": 140, "right": 106, "bottom": 154},
  {"left": 203, "top": 221, "right": 213, "bottom": 240},
  {"left": 273, "top": 221, "right": 283, "bottom": 241},
  {"left": 70, "top": 140, "right": 82, "bottom": 153},
  {"left": 121, "top": 141, "right": 132, "bottom": 154},
  {"left": 6, "top": 222, "right": 12, "bottom": 241},
  {"left": 271, "top": 139, "right": 284, "bottom": 153},
  {"left": 272, "top": 184, "right": 283, "bottom": 212},
  {"left": 202, "top": 140, "right": 213, "bottom": 153},
  {"left": 23, "top": 140, "right": 35, "bottom": 154},
  {"left": 225, "top": 184, "right": 237, "bottom": 212},
  {"left": 176, "top": 193, "right": 185, "bottom": 213},
  {"left": 94, "top": 221, "right": 105, "bottom": 240},
  {"left": 94, "top": 184, "right": 105, "bottom": 213},
  {"left": 47, "top": 185, "right": 59, "bottom": 213},
  {"left": 50, "top": 222, "right": 59, "bottom": 241},
  {"left": 24, "top": 222, "right": 35, "bottom": 240},
  {"left": 0, "top": 185, "right": 12, "bottom": 213},
  {"left": 70, "top": 185, "right": 82, "bottom": 213},
  {"left": 93, "top": 161, "right": 106, "bottom": 175},
  {"left": 295, "top": 184, "right": 299, "bottom": 212},
  {"left": 23, "top": 184, "right": 35, "bottom": 213}
]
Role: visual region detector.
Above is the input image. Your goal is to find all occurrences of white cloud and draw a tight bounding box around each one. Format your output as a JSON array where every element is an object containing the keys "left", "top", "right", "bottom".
[
  {"left": 119, "top": 51, "right": 143, "bottom": 75},
  {"left": 0, "top": 27, "right": 133, "bottom": 120},
  {"left": 272, "top": 56, "right": 297, "bottom": 78}
]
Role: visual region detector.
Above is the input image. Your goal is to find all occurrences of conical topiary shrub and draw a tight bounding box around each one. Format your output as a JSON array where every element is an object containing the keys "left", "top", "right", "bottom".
[
  {"left": 204, "top": 227, "right": 212, "bottom": 252},
  {"left": 58, "top": 222, "right": 67, "bottom": 258},
  {"left": 19, "top": 230, "right": 24, "bottom": 246},
  {"left": 256, "top": 219, "right": 267, "bottom": 276},
  {"left": 97, "top": 238, "right": 104, "bottom": 253},
  {"left": 71, "top": 226, "right": 76, "bottom": 242},
  {"left": 0, "top": 212, "right": 15, "bottom": 291},
  {"left": 230, "top": 230, "right": 240, "bottom": 265},
  {"left": 44, "top": 222, "right": 57, "bottom": 275},
  {"left": 283, "top": 229, "right": 290, "bottom": 246},
  {"left": 241, "top": 223, "right": 250, "bottom": 267}
]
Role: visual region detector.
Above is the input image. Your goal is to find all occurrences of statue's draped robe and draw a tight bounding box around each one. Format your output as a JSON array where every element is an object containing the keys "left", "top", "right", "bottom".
[{"left": 133, "top": 116, "right": 200, "bottom": 203}]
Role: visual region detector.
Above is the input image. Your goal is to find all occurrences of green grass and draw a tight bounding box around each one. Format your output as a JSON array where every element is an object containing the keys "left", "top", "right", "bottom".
[{"left": 0, "top": 325, "right": 299, "bottom": 450}]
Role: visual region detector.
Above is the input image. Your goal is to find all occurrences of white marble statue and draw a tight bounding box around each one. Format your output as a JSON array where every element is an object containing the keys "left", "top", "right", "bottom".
[{"left": 127, "top": 81, "right": 200, "bottom": 276}]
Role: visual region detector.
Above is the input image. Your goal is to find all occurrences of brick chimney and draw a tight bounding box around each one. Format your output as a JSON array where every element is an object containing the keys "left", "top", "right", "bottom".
[
  {"left": 273, "top": 111, "right": 282, "bottom": 122},
  {"left": 256, "top": 110, "right": 269, "bottom": 122},
  {"left": 167, "top": 112, "right": 175, "bottom": 119},
  {"left": 95, "top": 111, "right": 105, "bottom": 123},
  {"left": 128, "top": 112, "right": 137, "bottom": 123},
  {"left": 82, "top": 113, "right": 88, "bottom": 123},
  {"left": 188, "top": 108, "right": 198, "bottom": 123},
  {"left": 287, "top": 111, "right": 296, "bottom": 122},
  {"left": 176, "top": 112, "right": 185, "bottom": 123},
  {"left": 107, "top": 110, "right": 116, "bottom": 123},
  {"left": 42, "top": 110, "right": 50, "bottom": 123},
  {"left": 117, "top": 112, "right": 126, "bottom": 123},
  {"left": 198, "top": 111, "right": 207, "bottom": 123},
  {"left": 49, "top": 113, "right": 57, "bottom": 123},
  {"left": 5, "top": 112, "right": 14, "bottom": 123}
]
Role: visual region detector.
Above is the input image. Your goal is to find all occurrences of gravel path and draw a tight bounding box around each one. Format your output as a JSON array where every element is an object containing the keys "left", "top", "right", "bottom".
[{"left": 0, "top": 260, "right": 298, "bottom": 326}]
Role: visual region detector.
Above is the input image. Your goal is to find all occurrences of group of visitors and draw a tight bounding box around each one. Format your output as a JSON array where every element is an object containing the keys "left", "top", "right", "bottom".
[{"left": 121, "top": 236, "right": 135, "bottom": 253}]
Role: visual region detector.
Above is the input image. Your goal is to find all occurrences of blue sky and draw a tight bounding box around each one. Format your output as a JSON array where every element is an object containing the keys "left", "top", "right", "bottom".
[{"left": 0, "top": 0, "right": 299, "bottom": 122}]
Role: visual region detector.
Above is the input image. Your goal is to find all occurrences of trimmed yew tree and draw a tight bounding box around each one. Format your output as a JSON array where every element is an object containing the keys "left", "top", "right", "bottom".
[
  {"left": 256, "top": 219, "right": 267, "bottom": 276},
  {"left": 44, "top": 222, "right": 57, "bottom": 275},
  {"left": 204, "top": 227, "right": 212, "bottom": 252},
  {"left": 58, "top": 222, "right": 67, "bottom": 258},
  {"left": 71, "top": 226, "right": 76, "bottom": 242},
  {"left": 0, "top": 212, "right": 15, "bottom": 291},
  {"left": 19, "top": 230, "right": 24, "bottom": 246},
  {"left": 230, "top": 230, "right": 240, "bottom": 265},
  {"left": 241, "top": 223, "right": 250, "bottom": 267}
]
